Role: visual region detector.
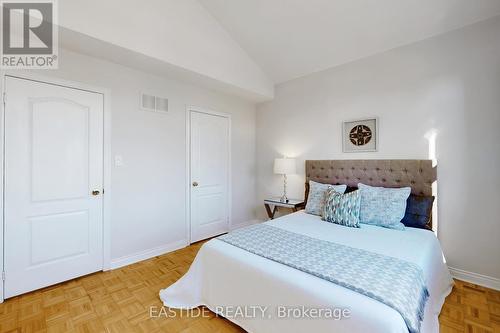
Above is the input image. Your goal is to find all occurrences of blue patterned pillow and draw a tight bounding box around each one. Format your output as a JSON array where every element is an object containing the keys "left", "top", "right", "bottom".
[
  {"left": 305, "top": 181, "right": 347, "bottom": 216},
  {"left": 323, "top": 188, "right": 361, "bottom": 228},
  {"left": 358, "top": 183, "right": 411, "bottom": 230}
]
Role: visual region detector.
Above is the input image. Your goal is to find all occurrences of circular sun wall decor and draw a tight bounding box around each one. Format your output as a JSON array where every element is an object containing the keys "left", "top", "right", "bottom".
[{"left": 349, "top": 125, "right": 372, "bottom": 146}]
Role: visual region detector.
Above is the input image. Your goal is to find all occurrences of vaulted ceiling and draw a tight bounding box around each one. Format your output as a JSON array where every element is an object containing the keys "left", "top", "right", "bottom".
[
  {"left": 54, "top": 0, "right": 500, "bottom": 101},
  {"left": 199, "top": 0, "right": 500, "bottom": 84},
  {"left": 58, "top": 0, "right": 275, "bottom": 101}
]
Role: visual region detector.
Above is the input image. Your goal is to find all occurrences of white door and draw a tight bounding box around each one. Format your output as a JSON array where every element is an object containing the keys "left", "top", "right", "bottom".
[
  {"left": 190, "top": 110, "right": 230, "bottom": 243},
  {"left": 4, "top": 76, "right": 104, "bottom": 298}
]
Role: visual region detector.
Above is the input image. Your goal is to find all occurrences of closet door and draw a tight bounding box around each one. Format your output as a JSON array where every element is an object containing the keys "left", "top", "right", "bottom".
[
  {"left": 4, "top": 76, "right": 104, "bottom": 298},
  {"left": 190, "top": 110, "right": 230, "bottom": 243}
]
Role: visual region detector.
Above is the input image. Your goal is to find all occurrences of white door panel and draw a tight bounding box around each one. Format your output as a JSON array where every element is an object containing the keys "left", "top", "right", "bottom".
[
  {"left": 31, "top": 99, "right": 90, "bottom": 201},
  {"left": 190, "top": 111, "right": 229, "bottom": 243},
  {"left": 4, "top": 77, "right": 104, "bottom": 298},
  {"left": 29, "top": 210, "right": 90, "bottom": 265}
]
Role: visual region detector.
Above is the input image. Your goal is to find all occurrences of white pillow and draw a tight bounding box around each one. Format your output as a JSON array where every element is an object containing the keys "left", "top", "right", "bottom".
[
  {"left": 358, "top": 183, "right": 411, "bottom": 230},
  {"left": 305, "top": 181, "right": 347, "bottom": 216}
]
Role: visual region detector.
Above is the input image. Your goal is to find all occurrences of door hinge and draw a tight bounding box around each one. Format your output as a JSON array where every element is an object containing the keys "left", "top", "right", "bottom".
[{"left": 2, "top": 271, "right": 5, "bottom": 281}]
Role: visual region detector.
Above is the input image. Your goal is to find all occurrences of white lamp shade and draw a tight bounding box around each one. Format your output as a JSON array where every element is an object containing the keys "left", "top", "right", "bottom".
[{"left": 274, "top": 158, "right": 296, "bottom": 175}]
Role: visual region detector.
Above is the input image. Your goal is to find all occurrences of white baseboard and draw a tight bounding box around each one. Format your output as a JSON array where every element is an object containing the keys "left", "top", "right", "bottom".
[
  {"left": 231, "top": 219, "right": 262, "bottom": 231},
  {"left": 449, "top": 266, "right": 500, "bottom": 291},
  {"left": 110, "top": 240, "right": 188, "bottom": 270}
]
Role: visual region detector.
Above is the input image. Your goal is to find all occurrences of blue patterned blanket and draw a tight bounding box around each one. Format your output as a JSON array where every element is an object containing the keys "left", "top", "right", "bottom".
[{"left": 218, "top": 224, "right": 429, "bottom": 333}]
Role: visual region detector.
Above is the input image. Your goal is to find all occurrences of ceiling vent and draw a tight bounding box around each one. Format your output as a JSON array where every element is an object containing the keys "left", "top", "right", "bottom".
[{"left": 141, "top": 93, "right": 169, "bottom": 113}]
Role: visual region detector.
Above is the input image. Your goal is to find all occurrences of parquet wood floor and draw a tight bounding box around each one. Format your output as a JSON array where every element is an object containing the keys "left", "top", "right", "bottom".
[{"left": 0, "top": 241, "right": 498, "bottom": 332}]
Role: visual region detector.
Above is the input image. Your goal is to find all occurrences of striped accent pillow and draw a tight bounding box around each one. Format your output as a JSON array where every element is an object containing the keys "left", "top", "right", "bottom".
[{"left": 322, "top": 188, "right": 361, "bottom": 228}]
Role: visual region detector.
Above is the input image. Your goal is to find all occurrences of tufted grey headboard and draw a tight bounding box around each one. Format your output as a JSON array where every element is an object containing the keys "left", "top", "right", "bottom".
[{"left": 305, "top": 160, "right": 437, "bottom": 228}]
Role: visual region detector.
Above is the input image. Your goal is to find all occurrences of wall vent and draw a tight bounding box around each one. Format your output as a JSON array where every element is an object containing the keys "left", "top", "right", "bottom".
[{"left": 141, "top": 93, "right": 169, "bottom": 113}]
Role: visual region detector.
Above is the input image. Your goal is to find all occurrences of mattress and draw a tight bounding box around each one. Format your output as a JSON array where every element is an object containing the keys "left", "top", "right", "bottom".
[{"left": 160, "top": 211, "right": 453, "bottom": 333}]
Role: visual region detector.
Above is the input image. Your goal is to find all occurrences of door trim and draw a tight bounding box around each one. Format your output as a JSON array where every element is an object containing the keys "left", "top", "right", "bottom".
[
  {"left": 185, "top": 105, "right": 232, "bottom": 244},
  {"left": 0, "top": 72, "right": 113, "bottom": 302}
]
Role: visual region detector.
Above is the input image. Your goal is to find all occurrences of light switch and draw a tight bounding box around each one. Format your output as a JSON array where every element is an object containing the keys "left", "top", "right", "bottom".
[{"left": 114, "top": 155, "right": 124, "bottom": 167}]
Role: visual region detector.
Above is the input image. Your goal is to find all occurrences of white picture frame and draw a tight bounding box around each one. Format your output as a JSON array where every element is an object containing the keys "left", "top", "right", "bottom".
[{"left": 342, "top": 117, "right": 378, "bottom": 152}]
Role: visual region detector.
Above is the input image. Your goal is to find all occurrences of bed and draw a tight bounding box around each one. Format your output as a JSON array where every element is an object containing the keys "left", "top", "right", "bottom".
[{"left": 160, "top": 160, "right": 454, "bottom": 333}]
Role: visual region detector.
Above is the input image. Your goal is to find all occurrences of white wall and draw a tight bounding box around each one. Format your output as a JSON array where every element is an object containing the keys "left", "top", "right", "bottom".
[
  {"left": 257, "top": 16, "right": 500, "bottom": 280},
  {"left": 58, "top": 0, "right": 274, "bottom": 100},
  {"left": 11, "top": 48, "right": 258, "bottom": 263}
]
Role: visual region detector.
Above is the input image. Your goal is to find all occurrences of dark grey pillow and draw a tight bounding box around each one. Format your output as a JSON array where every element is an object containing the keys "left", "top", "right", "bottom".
[{"left": 401, "top": 195, "right": 435, "bottom": 229}]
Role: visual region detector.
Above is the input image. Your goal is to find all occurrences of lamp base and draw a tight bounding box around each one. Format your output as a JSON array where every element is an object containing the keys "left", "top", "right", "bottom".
[{"left": 280, "top": 174, "right": 289, "bottom": 203}]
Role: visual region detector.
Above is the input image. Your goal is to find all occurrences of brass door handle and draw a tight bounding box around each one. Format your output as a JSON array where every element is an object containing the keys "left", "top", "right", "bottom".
[
  {"left": 192, "top": 182, "right": 199, "bottom": 187},
  {"left": 92, "top": 190, "right": 101, "bottom": 196}
]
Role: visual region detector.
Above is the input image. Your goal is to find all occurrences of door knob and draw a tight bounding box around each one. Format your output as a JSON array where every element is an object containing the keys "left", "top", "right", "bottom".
[
  {"left": 92, "top": 190, "right": 101, "bottom": 196},
  {"left": 192, "top": 182, "right": 199, "bottom": 187}
]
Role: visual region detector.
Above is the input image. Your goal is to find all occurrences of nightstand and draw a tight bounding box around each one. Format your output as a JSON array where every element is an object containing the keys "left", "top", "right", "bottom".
[{"left": 264, "top": 198, "right": 305, "bottom": 220}]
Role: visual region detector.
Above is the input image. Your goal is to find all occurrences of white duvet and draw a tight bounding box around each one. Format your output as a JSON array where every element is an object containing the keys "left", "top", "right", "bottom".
[{"left": 160, "top": 211, "right": 453, "bottom": 333}]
